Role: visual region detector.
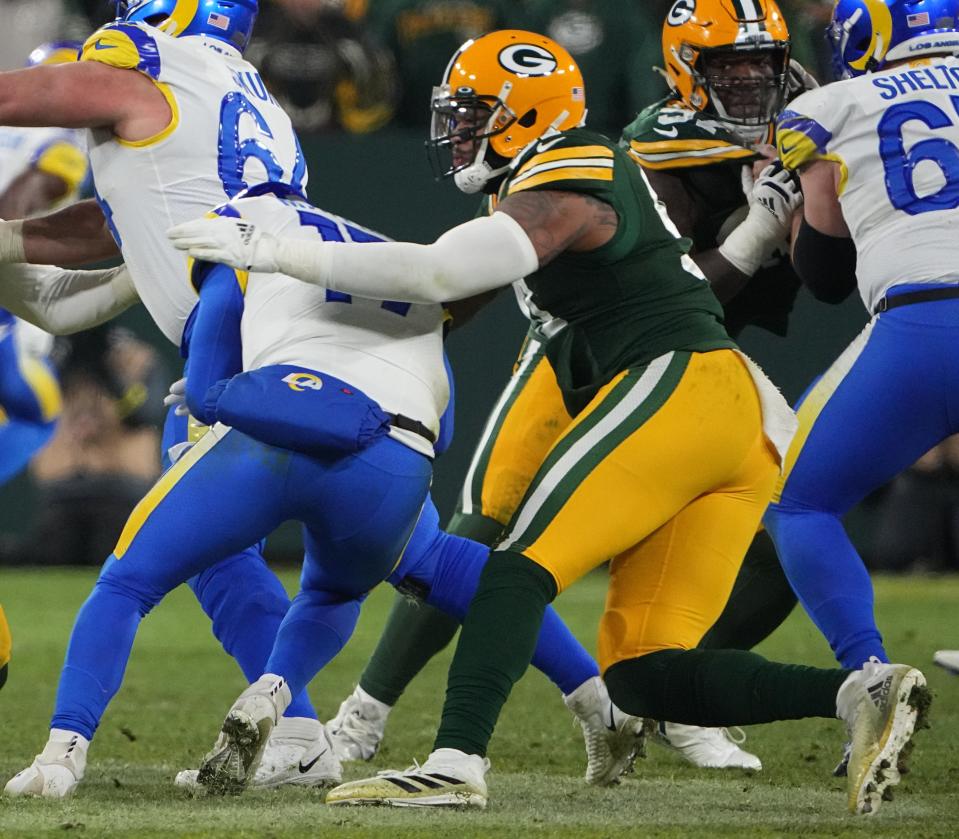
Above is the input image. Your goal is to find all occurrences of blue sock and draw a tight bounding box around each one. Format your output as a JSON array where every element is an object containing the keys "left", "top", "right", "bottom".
[
  {"left": 264, "top": 588, "right": 362, "bottom": 698},
  {"left": 189, "top": 548, "right": 317, "bottom": 719},
  {"left": 765, "top": 503, "right": 887, "bottom": 668},
  {"left": 52, "top": 562, "right": 152, "bottom": 739},
  {"left": 426, "top": 531, "right": 598, "bottom": 695}
]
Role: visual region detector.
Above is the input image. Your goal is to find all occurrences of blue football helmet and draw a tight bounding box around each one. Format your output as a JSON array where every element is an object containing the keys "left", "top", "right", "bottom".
[
  {"left": 114, "top": 0, "right": 258, "bottom": 52},
  {"left": 26, "top": 40, "right": 83, "bottom": 67},
  {"left": 828, "top": 0, "right": 959, "bottom": 79}
]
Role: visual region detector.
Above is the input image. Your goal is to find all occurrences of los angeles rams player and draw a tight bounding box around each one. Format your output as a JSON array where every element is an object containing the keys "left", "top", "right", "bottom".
[
  {"left": 8, "top": 181, "right": 641, "bottom": 799},
  {"left": 765, "top": 0, "right": 959, "bottom": 706},
  {"left": 323, "top": 0, "right": 812, "bottom": 773},
  {"left": 0, "top": 0, "right": 337, "bottom": 796},
  {"left": 171, "top": 29, "right": 930, "bottom": 815}
]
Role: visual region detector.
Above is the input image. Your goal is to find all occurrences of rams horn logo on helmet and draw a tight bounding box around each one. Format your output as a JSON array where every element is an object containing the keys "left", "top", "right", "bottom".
[
  {"left": 667, "top": 0, "right": 697, "bottom": 26},
  {"left": 497, "top": 44, "right": 558, "bottom": 76},
  {"left": 283, "top": 372, "right": 323, "bottom": 392}
]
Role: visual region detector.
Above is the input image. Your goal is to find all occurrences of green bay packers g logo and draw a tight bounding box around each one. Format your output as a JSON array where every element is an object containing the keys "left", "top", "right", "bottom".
[
  {"left": 283, "top": 372, "right": 323, "bottom": 392},
  {"left": 498, "top": 44, "right": 558, "bottom": 76},
  {"left": 667, "top": 0, "right": 697, "bottom": 26}
]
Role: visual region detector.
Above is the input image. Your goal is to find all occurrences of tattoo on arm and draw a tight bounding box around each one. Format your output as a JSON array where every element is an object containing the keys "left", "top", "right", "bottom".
[{"left": 497, "top": 190, "right": 618, "bottom": 266}]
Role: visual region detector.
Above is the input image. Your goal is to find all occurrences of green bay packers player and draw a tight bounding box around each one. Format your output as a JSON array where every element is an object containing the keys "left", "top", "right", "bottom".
[
  {"left": 171, "top": 28, "right": 929, "bottom": 815},
  {"left": 322, "top": 0, "right": 811, "bottom": 773}
]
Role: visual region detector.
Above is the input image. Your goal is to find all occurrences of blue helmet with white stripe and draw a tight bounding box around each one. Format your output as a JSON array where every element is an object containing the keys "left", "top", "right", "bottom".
[
  {"left": 114, "top": 0, "right": 258, "bottom": 52},
  {"left": 828, "top": 0, "right": 959, "bottom": 79}
]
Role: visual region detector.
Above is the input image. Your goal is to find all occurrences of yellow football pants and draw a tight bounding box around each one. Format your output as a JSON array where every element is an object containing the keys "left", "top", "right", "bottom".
[{"left": 496, "top": 349, "right": 780, "bottom": 673}]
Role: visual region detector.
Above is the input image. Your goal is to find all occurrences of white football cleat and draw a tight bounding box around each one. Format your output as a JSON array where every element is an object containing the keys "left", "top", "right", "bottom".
[
  {"left": 837, "top": 661, "right": 931, "bottom": 815},
  {"left": 326, "top": 684, "right": 391, "bottom": 762},
  {"left": 198, "top": 674, "right": 292, "bottom": 796},
  {"left": 326, "top": 748, "right": 489, "bottom": 808},
  {"left": 653, "top": 722, "right": 762, "bottom": 770},
  {"left": 4, "top": 729, "right": 89, "bottom": 799},
  {"left": 563, "top": 676, "right": 645, "bottom": 786},
  {"left": 175, "top": 717, "right": 341, "bottom": 791},
  {"left": 933, "top": 650, "right": 959, "bottom": 675}
]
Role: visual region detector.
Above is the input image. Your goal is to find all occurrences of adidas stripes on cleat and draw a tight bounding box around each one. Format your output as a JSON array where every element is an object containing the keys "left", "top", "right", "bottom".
[
  {"left": 837, "top": 661, "right": 931, "bottom": 816},
  {"left": 326, "top": 748, "right": 489, "bottom": 808}
]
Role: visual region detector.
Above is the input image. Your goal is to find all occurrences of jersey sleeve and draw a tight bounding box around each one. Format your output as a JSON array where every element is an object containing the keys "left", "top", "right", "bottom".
[
  {"left": 80, "top": 22, "right": 162, "bottom": 80},
  {"left": 621, "top": 100, "right": 755, "bottom": 170},
  {"left": 776, "top": 88, "right": 841, "bottom": 171},
  {"left": 503, "top": 133, "right": 616, "bottom": 200}
]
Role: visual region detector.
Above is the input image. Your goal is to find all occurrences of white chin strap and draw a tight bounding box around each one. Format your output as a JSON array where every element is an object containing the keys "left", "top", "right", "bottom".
[{"left": 453, "top": 135, "right": 508, "bottom": 194}]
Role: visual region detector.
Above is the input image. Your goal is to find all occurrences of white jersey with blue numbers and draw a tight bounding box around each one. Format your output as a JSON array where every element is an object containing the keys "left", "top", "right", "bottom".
[
  {"left": 0, "top": 125, "right": 87, "bottom": 204},
  {"left": 81, "top": 22, "right": 307, "bottom": 345},
  {"left": 778, "top": 55, "right": 959, "bottom": 312},
  {"left": 221, "top": 192, "right": 447, "bottom": 457}
]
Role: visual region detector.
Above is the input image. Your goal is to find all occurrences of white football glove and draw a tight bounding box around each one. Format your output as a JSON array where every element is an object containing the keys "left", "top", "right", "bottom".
[
  {"left": 752, "top": 161, "right": 804, "bottom": 230},
  {"left": 163, "top": 376, "right": 189, "bottom": 416},
  {"left": 719, "top": 161, "right": 803, "bottom": 276},
  {"left": 167, "top": 217, "right": 280, "bottom": 273}
]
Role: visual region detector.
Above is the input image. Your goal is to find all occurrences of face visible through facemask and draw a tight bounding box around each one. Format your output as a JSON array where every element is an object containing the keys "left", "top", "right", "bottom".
[{"left": 699, "top": 48, "right": 786, "bottom": 129}]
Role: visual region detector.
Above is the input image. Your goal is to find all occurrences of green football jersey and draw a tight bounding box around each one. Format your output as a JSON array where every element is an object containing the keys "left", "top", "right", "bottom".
[
  {"left": 621, "top": 99, "right": 801, "bottom": 338},
  {"left": 495, "top": 127, "right": 735, "bottom": 416}
]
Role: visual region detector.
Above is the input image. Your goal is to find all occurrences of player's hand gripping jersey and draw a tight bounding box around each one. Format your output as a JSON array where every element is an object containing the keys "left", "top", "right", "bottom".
[
  {"left": 192, "top": 188, "right": 447, "bottom": 455},
  {"left": 497, "top": 128, "right": 735, "bottom": 415},
  {"left": 81, "top": 21, "right": 306, "bottom": 345},
  {"left": 623, "top": 99, "right": 801, "bottom": 337},
  {"left": 778, "top": 55, "right": 959, "bottom": 312}
]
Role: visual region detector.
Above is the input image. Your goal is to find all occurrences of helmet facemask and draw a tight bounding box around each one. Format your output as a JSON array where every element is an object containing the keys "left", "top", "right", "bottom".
[
  {"left": 692, "top": 43, "right": 790, "bottom": 144},
  {"left": 427, "top": 83, "right": 516, "bottom": 195}
]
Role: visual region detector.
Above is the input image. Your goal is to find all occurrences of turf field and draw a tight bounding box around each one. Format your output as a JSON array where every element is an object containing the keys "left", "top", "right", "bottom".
[{"left": 0, "top": 568, "right": 956, "bottom": 837}]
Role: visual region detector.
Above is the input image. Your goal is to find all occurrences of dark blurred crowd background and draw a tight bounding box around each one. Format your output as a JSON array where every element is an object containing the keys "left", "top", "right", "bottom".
[{"left": 1, "top": 0, "right": 957, "bottom": 575}]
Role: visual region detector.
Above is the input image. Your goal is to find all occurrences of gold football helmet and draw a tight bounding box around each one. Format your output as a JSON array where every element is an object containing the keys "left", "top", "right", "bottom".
[
  {"left": 427, "top": 30, "right": 586, "bottom": 194},
  {"left": 662, "top": 0, "right": 791, "bottom": 142}
]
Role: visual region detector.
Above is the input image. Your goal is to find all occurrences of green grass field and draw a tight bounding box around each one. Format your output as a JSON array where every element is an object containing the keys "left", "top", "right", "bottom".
[{"left": 0, "top": 569, "right": 956, "bottom": 837}]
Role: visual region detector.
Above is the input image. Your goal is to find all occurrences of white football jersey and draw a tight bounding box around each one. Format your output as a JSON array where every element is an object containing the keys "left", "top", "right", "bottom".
[
  {"left": 779, "top": 56, "right": 959, "bottom": 312},
  {"left": 81, "top": 22, "right": 307, "bottom": 345},
  {"left": 0, "top": 125, "right": 87, "bottom": 201},
  {"left": 206, "top": 191, "right": 447, "bottom": 457}
]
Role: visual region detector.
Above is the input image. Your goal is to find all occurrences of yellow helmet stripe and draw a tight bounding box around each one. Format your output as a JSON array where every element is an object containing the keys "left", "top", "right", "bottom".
[
  {"left": 159, "top": 0, "right": 200, "bottom": 37},
  {"left": 850, "top": 0, "right": 893, "bottom": 72}
]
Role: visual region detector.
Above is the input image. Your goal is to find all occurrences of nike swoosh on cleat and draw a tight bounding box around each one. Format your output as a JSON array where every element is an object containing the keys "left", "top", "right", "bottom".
[
  {"left": 298, "top": 748, "right": 328, "bottom": 773},
  {"left": 606, "top": 704, "right": 617, "bottom": 732}
]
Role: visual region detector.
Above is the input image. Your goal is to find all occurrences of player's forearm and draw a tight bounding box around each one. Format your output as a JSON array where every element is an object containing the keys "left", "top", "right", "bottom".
[
  {"left": 694, "top": 248, "right": 753, "bottom": 304},
  {"left": 278, "top": 214, "right": 539, "bottom": 304},
  {"left": 0, "top": 263, "right": 138, "bottom": 334},
  {"left": 184, "top": 266, "right": 244, "bottom": 423},
  {"left": 19, "top": 200, "right": 120, "bottom": 266}
]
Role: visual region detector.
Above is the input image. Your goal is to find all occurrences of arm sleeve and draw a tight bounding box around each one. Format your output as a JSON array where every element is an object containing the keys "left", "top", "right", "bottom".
[
  {"left": 275, "top": 212, "right": 540, "bottom": 304},
  {"left": 792, "top": 218, "right": 857, "bottom": 304},
  {"left": 184, "top": 263, "right": 244, "bottom": 424},
  {"left": 0, "top": 263, "right": 138, "bottom": 334}
]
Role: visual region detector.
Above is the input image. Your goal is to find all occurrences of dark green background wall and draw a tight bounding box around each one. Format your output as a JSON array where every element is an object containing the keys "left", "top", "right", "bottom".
[{"left": 0, "top": 129, "right": 869, "bottom": 551}]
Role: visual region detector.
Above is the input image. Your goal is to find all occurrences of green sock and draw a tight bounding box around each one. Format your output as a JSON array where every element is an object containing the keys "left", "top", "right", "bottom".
[
  {"left": 605, "top": 648, "right": 850, "bottom": 726},
  {"left": 446, "top": 510, "right": 506, "bottom": 546},
  {"left": 699, "top": 532, "right": 798, "bottom": 651},
  {"left": 433, "top": 551, "right": 556, "bottom": 757},
  {"left": 359, "top": 594, "right": 460, "bottom": 706}
]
